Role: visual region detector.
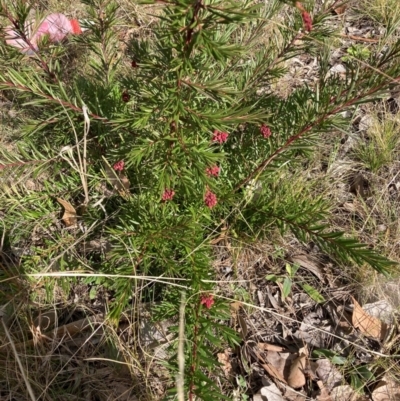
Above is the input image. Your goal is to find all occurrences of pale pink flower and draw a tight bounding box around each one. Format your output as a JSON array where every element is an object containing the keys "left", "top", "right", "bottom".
[
  {"left": 204, "top": 190, "right": 217, "bottom": 208},
  {"left": 206, "top": 165, "right": 220, "bottom": 177},
  {"left": 113, "top": 160, "right": 125, "bottom": 171},
  {"left": 212, "top": 130, "right": 228, "bottom": 144},
  {"left": 260, "top": 124, "right": 271, "bottom": 138},
  {"left": 200, "top": 294, "right": 214, "bottom": 309},
  {"left": 162, "top": 189, "right": 175, "bottom": 201}
]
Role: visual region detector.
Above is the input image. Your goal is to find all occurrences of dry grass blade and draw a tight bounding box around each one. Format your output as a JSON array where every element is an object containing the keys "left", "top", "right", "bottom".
[
  {"left": 1, "top": 317, "right": 37, "bottom": 401},
  {"left": 176, "top": 292, "right": 185, "bottom": 401},
  {"left": 103, "top": 157, "right": 131, "bottom": 197},
  {"left": 5, "top": 314, "right": 105, "bottom": 352}
]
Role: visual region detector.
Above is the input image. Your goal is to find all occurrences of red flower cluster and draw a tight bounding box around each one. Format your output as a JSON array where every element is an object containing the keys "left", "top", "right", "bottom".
[
  {"left": 200, "top": 294, "right": 214, "bottom": 309},
  {"left": 131, "top": 60, "right": 138, "bottom": 68},
  {"left": 260, "top": 124, "right": 272, "bottom": 138},
  {"left": 212, "top": 130, "right": 229, "bottom": 144},
  {"left": 162, "top": 189, "right": 175, "bottom": 201},
  {"left": 206, "top": 165, "right": 220, "bottom": 177},
  {"left": 204, "top": 190, "right": 217, "bottom": 208},
  {"left": 302, "top": 11, "right": 313, "bottom": 32},
  {"left": 113, "top": 160, "right": 125, "bottom": 171}
]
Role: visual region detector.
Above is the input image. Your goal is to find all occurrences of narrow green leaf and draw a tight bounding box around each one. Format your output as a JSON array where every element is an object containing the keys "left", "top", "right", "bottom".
[
  {"left": 282, "top": 277, "right": 292, "bottom": 299},
  {"left": 300, "top": 282, "right": 326, "bottom": 303},
  {"left": 266, "top": 274, "right": 279, "bottom": 282}
]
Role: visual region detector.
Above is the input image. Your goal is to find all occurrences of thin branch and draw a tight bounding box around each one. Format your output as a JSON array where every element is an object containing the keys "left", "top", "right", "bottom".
[{"left": 234, "top": 75, "right": 400, "bottom": 191}]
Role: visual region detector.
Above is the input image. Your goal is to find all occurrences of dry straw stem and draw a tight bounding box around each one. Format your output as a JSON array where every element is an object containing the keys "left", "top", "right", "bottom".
[
  {"left": 1, "top": 313, "right": 105, "bottom": 352},
  {"left": 176, "top": 292, "right": 186, "bottom": 401},
  {"left": 1, "top": 316, "right": 37, "bottom": 401}
]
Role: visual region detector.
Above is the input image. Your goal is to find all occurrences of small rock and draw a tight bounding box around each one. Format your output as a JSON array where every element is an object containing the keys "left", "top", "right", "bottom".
[
  {"left": 314, "top": 359, "right": 343, "bottom": 390},
  {"left": 363, "top": 300, "right": 393, "bottom": 325},
  {"left": 330, "top": 64, "right": 346, "bottom": 74},
  {"left": 358, "top": 115, "right": 374, "bottom": 131},
  {"left": 330, "top": 385, "right": 355, "bottom": 401}
]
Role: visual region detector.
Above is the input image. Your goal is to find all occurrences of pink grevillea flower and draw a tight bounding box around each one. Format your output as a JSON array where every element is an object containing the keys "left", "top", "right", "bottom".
[
  {"left": 162, "top": 189, "right": 175, "bottom": 201},
  {"left": 260, "top": 124, "right": 272, "bottom": 138},
  {"left": 200, "top": 294, "right": 215, "bottom": 309},
  {"left": 206, "top": 165, "right": 220, "bottom": 177},
  {"left": 113, "top": 160, "right": 125, "bottom": 171},
  {"left": 212, "top": 130, "right": 229, "bottom": 144},
  {"left": 204, "top": 190, "right": 217, "bottom": 208},
  {"left": 302, "top": 11, "right": 313, "bottom": 32}
]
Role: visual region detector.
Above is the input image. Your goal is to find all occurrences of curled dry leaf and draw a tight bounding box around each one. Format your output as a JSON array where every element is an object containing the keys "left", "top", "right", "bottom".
[
  {"left": 258, "top": 349, "right": 300, "bottom": 385},
  {"left": 253, "top": 382, "right": 285, "bottom": 401},
  {"left": 287, "top": 347, "right": 308, "bottom": 389},
  {"left": 290, "top": 254, "right": 324, "bottom": 281},
  {"left": 56, "top": 198, "right": 78, "bottom": 227},
  {"left": 258, "top": 343, "right": 286, "bottom": 352},
  {"left": 351, "top": 296, "right": 388, "bottom": 341},
  {"left": 333, "top": 4, "right": 346, "bottom": 15},
  {"left": 282, "top": 385, "right": 307, "bottom": 401}
]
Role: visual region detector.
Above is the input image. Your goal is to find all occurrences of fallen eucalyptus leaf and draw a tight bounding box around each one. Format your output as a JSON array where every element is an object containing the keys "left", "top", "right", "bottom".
[
  {"left": 253, "top": 382, "right": 285, "bottom": 401},
  {"left": 287, "top": 347, "right": 307, "bottom": 389},
  {"left": 351, "top": 296, "right": 387, "bottom": 340},
  {"left": 56, "top": 198, "right": 77, "bottom": 227}
]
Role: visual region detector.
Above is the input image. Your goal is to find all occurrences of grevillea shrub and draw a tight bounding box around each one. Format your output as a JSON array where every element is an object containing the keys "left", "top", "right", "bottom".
[{"left": 0, "top": 0, "right": 398, "bottom": 398}]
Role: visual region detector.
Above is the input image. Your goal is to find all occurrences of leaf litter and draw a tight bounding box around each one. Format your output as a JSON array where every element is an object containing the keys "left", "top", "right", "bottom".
[{"left": 214, "top": 235, "right": 400, "bottom": 401}]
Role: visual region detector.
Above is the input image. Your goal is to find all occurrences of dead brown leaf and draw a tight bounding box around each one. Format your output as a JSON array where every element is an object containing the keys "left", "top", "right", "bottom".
[
  {"left": 311, "top": 359, "right": 343, "bottom": 391},
  {"left": 351, "top": 296, "right": 387, "bottom": 340},
  {"left": 287, "top": 348, "right": 307, "bottom": 388},
  {"left": 56, "top": 198, "right": 77, "bottom": 227},
  {"left": 217, "top": 349, "right": 233, "bottom": 379},
  {"left": 333, "top": 5, "right": 346, "bottom": 15},
  {"left": 317, "top": 381, "right": 333, "bottom": 401},
  {"left": 254, "top": 382, "right": 285, "bottom": 401},
  {"left": 258, "top": 343, "right": 286, "bottom": 352},
  {"left": 258, "top": 350, "right": 296, "bottom": 384},
  {"left": 283, "top": 385, "right": 307, "bottom": 401},
  {"left": 230, "top": 302, "right": 247, "bottom": 338},
  {"left": 262, "top": 362, "right": 287, "bottom": 383},
  {"left": 230, "top": 301, "right": 242, "bottom": 316},
  {"left": 372, "top": 378, "right": 400, "bottom": 401},
  {"left": 290, "top": 254, "right": 324, "bottom": 281}
]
